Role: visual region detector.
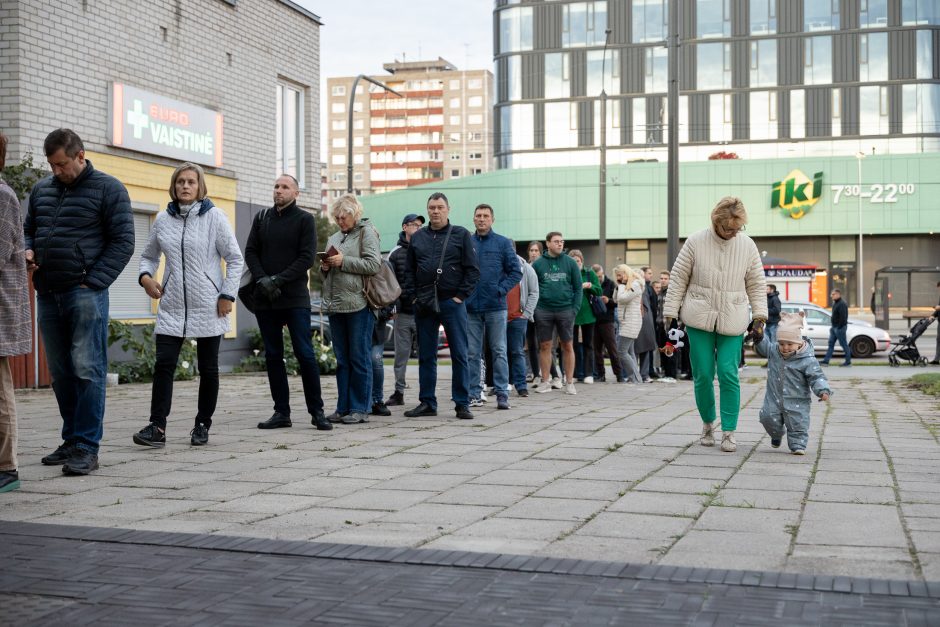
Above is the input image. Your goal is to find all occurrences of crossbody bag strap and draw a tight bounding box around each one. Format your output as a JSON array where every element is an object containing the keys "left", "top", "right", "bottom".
[{"left": 434, "top": 224, "right": 453, "bottom": 285}]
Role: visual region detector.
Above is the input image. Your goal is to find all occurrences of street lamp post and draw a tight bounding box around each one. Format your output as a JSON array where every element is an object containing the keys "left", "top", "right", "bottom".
[
  {"left": 347, "top": 75, "right": 404, "bottom": 194},
  {"left": 856, "top": 151, "right": 866, "bottom": 313},
  {"left": 666, "top": 0, "right": 679, "bottom": 268},
  {"left": 599, "top": 28, "right": 612, "bottom": 267}
]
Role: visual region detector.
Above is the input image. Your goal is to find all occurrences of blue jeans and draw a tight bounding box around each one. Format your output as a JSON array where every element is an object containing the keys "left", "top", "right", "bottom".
[
  {"left": 329, "top": 308, "right": 374, "bottom": 415},
  {"left": 416, "top": 297, "right": 470, "bottom": 409},
  {"left": 823, "top": 326, "right": 851, "bottom": 364},
  {"left": 765, "top": 322, "right": 778, "bottom": 344},
  {"left": 468, "top": 309, "right": 510, "bottom": 399},
  {"left": 257, "top": 307, "right": 323, "bottom": 417},
  {"left": 371, "top": 341, "right": 385, "bottom": 404},
  {"left": 507, "top": 317, "right": 528, "bottom": 392},
  {"left": 38, "top": 286, "right": 109, "bottom": 454}
]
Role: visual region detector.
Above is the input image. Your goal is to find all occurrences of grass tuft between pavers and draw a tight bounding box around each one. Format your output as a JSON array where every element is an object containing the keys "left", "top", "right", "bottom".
[{"left": 907, "top": 373, "right": 940, "bottom": 398}]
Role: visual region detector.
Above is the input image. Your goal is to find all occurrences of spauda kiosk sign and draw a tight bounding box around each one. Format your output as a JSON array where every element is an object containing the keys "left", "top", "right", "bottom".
[{"left": 771, "top": 169, "right": 823, "bottom": 219}]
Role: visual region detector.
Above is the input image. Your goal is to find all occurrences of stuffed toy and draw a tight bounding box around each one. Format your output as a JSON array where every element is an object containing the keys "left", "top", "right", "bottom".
[{"left": 660, "top": 327, "right": 685, "bottom": 357}]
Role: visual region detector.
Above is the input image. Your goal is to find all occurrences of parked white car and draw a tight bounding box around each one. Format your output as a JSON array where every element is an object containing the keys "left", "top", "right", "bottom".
[{"left": 779, "top": 301, "right": 891, "bottom": 358}]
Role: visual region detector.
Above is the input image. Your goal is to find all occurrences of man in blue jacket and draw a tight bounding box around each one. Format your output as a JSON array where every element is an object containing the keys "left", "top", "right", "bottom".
[
  {"left": 820, "top": 289, "right": 851, "bottom": 366},
  {"left": 24, "top": 129, "right": 134, "bottom": 476},
  {"left": 466, "top": 204, "right": 522, "bottom": 410},
  {"left": 401, "top": 193, "right": 480, "bottom": 420}
]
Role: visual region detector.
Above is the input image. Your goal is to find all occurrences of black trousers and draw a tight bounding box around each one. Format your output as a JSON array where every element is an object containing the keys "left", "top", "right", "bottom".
[
  {"left": 593, "top": 321, "right": 623, "bottom": 379},
  {"left": 150, "top": 334, "right": 221, "bottom": 430}
]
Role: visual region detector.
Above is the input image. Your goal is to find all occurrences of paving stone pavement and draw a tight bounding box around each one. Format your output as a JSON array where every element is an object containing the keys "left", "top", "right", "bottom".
[{"left": 3, "top": 364, "right": 940, "bottom": 621}]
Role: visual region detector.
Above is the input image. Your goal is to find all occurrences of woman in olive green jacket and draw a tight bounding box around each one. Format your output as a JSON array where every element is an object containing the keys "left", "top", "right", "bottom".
[{"left": 569, "top": 250, "right": 602, "bottom": 383}]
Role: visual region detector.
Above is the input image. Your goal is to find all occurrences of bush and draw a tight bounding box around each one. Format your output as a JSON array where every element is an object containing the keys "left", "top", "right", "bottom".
[
  {"left": 235, "top": 327, "right": 337, "bottom": 375},
  {"left": 908, "top": 373, "right": 940, "bottom": 398},
  {"left": 107, "top": 320, "right": 196, "bottom": 384}
]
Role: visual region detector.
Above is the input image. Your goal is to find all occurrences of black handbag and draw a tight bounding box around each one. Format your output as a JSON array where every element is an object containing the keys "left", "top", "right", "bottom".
[
  {"left": 238, "top": 209, "right": 270, "bottom": 314},
  {"left": 589, "top": 294, "right": 607, "bottom": 316},
  {"left": 413, "top": 225, "right": 452, "bottom": 316}
]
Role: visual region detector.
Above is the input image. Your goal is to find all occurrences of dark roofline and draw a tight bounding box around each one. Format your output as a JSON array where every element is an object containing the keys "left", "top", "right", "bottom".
[{"left": 276, "top": 0, "right": 323, "bottom": 24}]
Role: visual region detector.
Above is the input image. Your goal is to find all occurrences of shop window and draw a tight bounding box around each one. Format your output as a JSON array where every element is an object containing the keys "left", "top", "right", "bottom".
[{"left": 111, "top": 211, "right": 157, "bottom": 318}]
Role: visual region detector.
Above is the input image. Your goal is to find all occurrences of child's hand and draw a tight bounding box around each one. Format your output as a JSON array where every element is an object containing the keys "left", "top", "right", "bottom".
[{"left": 819, "top": 392, "right": 830, "bottom": 402}]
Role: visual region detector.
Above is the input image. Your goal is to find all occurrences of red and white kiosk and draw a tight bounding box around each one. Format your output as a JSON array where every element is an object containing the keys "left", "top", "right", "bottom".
[{"left": 761, "top": 256, "right": 820, "bottom": 303}]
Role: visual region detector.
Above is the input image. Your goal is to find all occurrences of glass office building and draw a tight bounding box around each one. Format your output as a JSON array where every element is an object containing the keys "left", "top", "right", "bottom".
[{"left": 493, "top": 0, "right": 940, "bottom": 168}]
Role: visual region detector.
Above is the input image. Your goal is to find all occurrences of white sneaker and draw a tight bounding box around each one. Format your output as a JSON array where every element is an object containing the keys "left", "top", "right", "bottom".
[
  {"left": 583, "top": 376, "right": 594, "bottom": 384},
  {"left": 565, "top": 382, "right": 577, "bottom": 395},
  {"left": 720, "top": 431, "right": 737, "bottom": 453},
  {"left": 469, "top": 398, "right": 485, "bottom": 407},
  {"left": 551, "top": 377, "right": 563, "bottom": 389},
  {"left": 659, "top": 377, "right": 677, "bottom": 384},
  {"left": 700, "top": 422, "right": 716, "bottom": 447},
  {"left": 535, "top": 379, "right": 554, "bottom": 393}
]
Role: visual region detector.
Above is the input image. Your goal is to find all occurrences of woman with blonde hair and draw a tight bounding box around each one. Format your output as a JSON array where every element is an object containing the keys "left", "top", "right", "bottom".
[
  {"left": 663, "top": 197, "right": 767, "bottom": 452},
  {"left": 135, "top": 162, "right": 243, "bottom": 447},
  {"left": 320, "top": 193, "right": 381, "bottom": 425},
  {"left": 613, "top": 264, "right": 644, "bottom": 383}
]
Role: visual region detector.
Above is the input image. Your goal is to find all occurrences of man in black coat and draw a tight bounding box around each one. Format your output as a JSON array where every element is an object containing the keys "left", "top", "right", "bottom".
[
  {"left": 401, "top": 192, "right": 479, "bottom": 420},
  {"left": 385, "top": 212, "right": 424, "bottom": 406},
  {"left": 820, "top": 288, "right": 851, "bottom": 366},
  {"left": 766, "top": 284, "right": 782, "bottom": 342},
  {"left": 25, "top": 129, "right": 134, "bottom": 476},
  {"left": 591, "top": 264, "right": 623, "bottom": 382},
  {"left": 245, "top": 175, "right": 330, "bottom": 431}
]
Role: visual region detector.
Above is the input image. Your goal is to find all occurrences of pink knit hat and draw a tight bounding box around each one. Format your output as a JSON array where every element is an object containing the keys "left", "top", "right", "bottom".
[{"left": 776, "top": 311, "right": 804, "bottom": 344}]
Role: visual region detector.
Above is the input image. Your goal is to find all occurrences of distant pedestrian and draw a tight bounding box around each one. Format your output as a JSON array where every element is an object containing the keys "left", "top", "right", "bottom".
[
  {"left": 591, "top": 264, "right": 624, "bottom": 383},
  {"left": 819, "top": 289, "right": 851, "bottom": 367},
  {"left": 466, "top": 204, "right": 521, "bottom": 410},
  {"left": 613, "top": 265, "right": 644, "bottom": 384},
  {"left": 246, "top": 175, "right": 330, "bottom": 431},
  {"left": 569, "top": 250, "right": 601, "bottom": 384},
  {"left": 766, "top": 284, "right": 781, "bottom": 343},
  {"left": 753, "top": 312, "right": 831, "bottom": 455},
  {"left": 386, "top": 213, "right": 425, "bottom": 406},
  {"left": 320, "top": 194, "right": 382, "bottom": 425},
  {"left": 401, "top": 193, "right": 480, "bottom": 420},
  {"left": 532, "top": 232, "right": 582, "bottom": 395},
  {"left": 641, "top": 266, "right": 659, "bottom": 380},
  {"left": 0, "top": 132, "right": 31, "bottom": 493},
  {"left": 135, "top": 163, "right": 244, "bottom": 448},
  {"left": 657, "top": 270, "right": 678, "bottom": 382},
  {"left": 507, "top": 248, "right": 538, "bottom": 397},
  {"left": 525, "top": 241, "right": 545, "bottom": 380},
  {"left": 369, "top": 304, "right": 394, "bottom": 417},
  {"left": 25, "top": 129, "right": 134, "bottom": 476},
  {"left": 663, "top": 197, "right": 767, "bottom": 453}
]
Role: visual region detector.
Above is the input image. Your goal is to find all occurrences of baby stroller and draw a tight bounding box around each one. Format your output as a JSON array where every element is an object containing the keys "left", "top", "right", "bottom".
[{"left": 888, "top": 315, "right": 935, "bottom": 367}]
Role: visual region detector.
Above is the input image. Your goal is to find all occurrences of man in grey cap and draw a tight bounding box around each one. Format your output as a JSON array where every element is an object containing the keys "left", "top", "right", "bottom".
[{"left": 385, "top": 212, "right": 425, "bottom": 405}]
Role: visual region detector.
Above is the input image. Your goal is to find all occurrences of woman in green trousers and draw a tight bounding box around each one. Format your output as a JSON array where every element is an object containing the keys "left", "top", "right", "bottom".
[{"left": 662, "top": 197, "right": 767, "bottom": 452}]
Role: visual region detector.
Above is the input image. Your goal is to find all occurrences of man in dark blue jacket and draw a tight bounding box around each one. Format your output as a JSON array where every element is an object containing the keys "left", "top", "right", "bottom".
[
  {"left": 402, "top": 193, "right": 480, "bottom": 420},
  {"left": 465, "top": 204, "right": 521, "bottom": 410},
  {"left": 24, "top": 129, "right": 134, "bottom": 476},
  {"left": 766, "top": 284, "right": 782, "bottom": 342},
  {"left": 820, "top": 289, "right": 851, "bottom": 366}
]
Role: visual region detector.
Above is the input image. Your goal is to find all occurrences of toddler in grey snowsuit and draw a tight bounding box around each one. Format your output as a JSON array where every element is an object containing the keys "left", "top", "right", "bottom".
[{"left": 753, "top": 311, "right": 831, "bottom": 455}]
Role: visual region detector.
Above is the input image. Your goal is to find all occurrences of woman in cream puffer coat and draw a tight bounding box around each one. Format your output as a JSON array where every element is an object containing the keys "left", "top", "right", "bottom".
[
  {"left": 614, "top": 265, "right": 644, "bottom": 383},
  {"left": 663, "top": 197, "right": 767, "bottom": 453}
]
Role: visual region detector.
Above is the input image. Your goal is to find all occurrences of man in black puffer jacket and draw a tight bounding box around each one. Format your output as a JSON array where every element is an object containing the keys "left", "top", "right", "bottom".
[
  {"left": 24, "top": 129, "right": 134, "bottom": 476},
  {"left": 385, "top": 212, "right": 424, "bottom": 407}
]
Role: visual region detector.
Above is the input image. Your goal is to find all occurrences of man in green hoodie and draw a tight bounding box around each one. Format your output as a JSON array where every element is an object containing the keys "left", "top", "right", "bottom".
[{"left": 531, "top": 232, "right": 582, "bottom": 395}]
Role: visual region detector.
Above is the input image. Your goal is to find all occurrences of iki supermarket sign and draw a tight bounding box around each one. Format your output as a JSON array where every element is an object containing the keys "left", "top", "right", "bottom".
[
  {"left": 109, "top": 83, "right": 223, "bottom": 167},
  {"left": 771, "top": 169, "right": 823, "bottom": 220}
]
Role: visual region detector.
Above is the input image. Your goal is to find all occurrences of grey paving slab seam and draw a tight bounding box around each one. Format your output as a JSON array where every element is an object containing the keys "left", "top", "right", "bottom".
[{"left": 2, "top": 521, "right": 937, "bottom": 600}]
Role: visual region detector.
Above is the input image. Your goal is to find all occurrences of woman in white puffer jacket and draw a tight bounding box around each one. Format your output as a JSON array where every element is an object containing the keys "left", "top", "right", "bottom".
[
  {"left": 613, "top": 264, "right": 644, "bottom": 383},
  {"left": 134, "top": 163, "right": 244, "bottom": 448},
  {"left": 663, "top": 197, "right": 767, "bottom": 453}
]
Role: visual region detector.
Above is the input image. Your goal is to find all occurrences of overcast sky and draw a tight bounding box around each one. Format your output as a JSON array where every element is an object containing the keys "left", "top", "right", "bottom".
[{"left": 294, "top": 0, "right": 494, "bottom": 162}]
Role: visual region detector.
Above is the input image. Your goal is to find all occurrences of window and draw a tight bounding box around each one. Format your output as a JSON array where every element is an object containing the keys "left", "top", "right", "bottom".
[
  {"left": 902, "top": 0, "right": 940, "bottom": 25},
  {"left": 353, "top": 154, "right": 364, "bottom": 165},
  {"left": 276, "top": 82, "right": 304, "bottom": 186},
  {"left": 472, "top": 168, "right": 483, "bottom": 175},
  {"left": 451, "top": 169, "right": 460, "bottom": 177},
  {"left": 352, "top": 101, "right": 363, "bottom": 113},
  {"left": 353, "top": 136, "right": 364, "bottom": 147},
  {"left": 468, "top": 114, "right": 483, "bottom": 124},
  {"left": 449, "top": 97, "right": 460, "bottom": 108},
  {"left": 790, "top": 89, "right": 805, "bottom": 139},
  {"left": 750, "top": 0, "right": 776, "bottom": 34},
  {"left": 468, "top": 95, "right": 483, "bottom": 107},
  {"left": 633, "top": 0, "right": 666, "bottom": 43},
  {"left": 698, "top": 43, "right": 731, "bottom": 89},
  {"left": 500, "top": 104, "right": 534, "bottom": 151},
  {"left": 750, "top": 40, "right": 777, "bottom": 87},
  {"left": 429, "top": 97, "right": 443, "bottom": 107},
  {"left": 562, "top": 1, "right": 608, "bottom": 47},
  {"left": 469, "top": 152, "right": 482, "bottom": 160},
  {"left": 917, "top": 30, "right": 934, "bottom": 79},
  {"left": 544, "top": 102, "right": 579, "bottom": 148},
  {"left": 354, "top": 119, "right": 364, "bottom": 130},
  {"left": 331, "top": 119, "right": 346, "bottom": 131},
  {"left": 804, "top": 37, "right": 832, "bottom": 85},
  {"left": 470, "top": 132, "right": 483, "bottom": 141},
  {"left": 859, "top": 33, "right": 888, "bottom": 82},
  {"left": 832, "top": 88, "right": 841, "bottom": 136},
  {"left": 544, "top": 53, "right": 571, "bottom": 99},
  {"left": 499, "top": 6, "right": 533, "bottom": 52},
  {"left": 697, "top": 0, "right": 730, "bottom": 38},
  {"left": 503, "top": 54, "right": 521, "bottom": 101},
  {"left": 594, "top": 98, "right": 621, "bottom": 145},
  {"left": 332, "top": 172, "right": 345, "bottom": 182},
  {"left": 750, "top": 91, "right": 777, "bottom": 140},
  {"left": 331, "top": 102, "right": 345, "bottom": 114},
  {"left": 468, "top": 78, "right": 483, "bottom": 89},
  {"left": 451, "top": 153, "right": 461, "bottom": 160},
  {"left": 804, "top": 0, "right": 839, "bottom": 31},
  {"left": 860, "top": 0, "right": 888, "bottom": 28},
  {"left": 709, "top": 93, "right": 732, "bottom": 141},
  {"left": 353, "top": 172, "right": 364, "bottom": 182},
  {"left": 331, "top": 85, "right": 346, "bottom": 97},
  {"left": 332, "top": 137, "right": 346, "bottom": 148},
  {"left": 860, "top": 85, "right": 890, "bottom": 134},
  {"left": 449, "top": 132, "right": 461, "bottom": 142},
  {"left": 587, "top": 49, "right": 620, "bottom": 94},
  {"left": 450, "top": 79, "right": 461, "bottom": 89},
  {"left": 429, "top": 114, "right": 444, "bottom": 125},
  {"left": 450, "top": 115, "right": 461, "bottom": 125},
  {"left": 632, "top": 98, "right": 647, "bottom": 143},
  {"left": 645, "top": 47, "right": 667, "bottom": 93},
  {"left": 331, "top": 154, "right": 345, "bottom": 165},
  {"left": 111, "top": 211, "right": 156, "bottom": 318}
]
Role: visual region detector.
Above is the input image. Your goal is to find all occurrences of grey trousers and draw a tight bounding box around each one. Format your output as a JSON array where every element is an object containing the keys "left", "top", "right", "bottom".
[
  {"left": 393, "top": 313, "right": 417, "bottom": 393},
  {"left": 616, "top": 336, "right": 643, "bottom": 383},
  {"left": 0, "top": 358, "right": 17, "bottom": 471}
]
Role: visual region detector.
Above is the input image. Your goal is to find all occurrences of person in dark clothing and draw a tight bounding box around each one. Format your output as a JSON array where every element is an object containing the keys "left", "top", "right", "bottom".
[
  {"left": 658, "top": 271, "right": 678, "bottom": 381},
  {"left": 25, "top": 129, "right": 134, "bottom": 476},
  {"left": 245, "top": 175, "right": 330, "bottom": 431},
  {"left": 641, "top": 266, "right": 659, "bottom": 379},
  {"left": 820, "top": 289, "right": 851, "bottom": 366},
  {"left": 766, "top": 284, "right": 782, "bottom": 342},
  {"left": 385, "top": 213, "right": 424, "bottom": 406},
  {"left": 401, "top": 193, "right": 480, "bottom": 420},
  {"left": 591, "top": 264, "right": 623, "bottom": 382}
]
